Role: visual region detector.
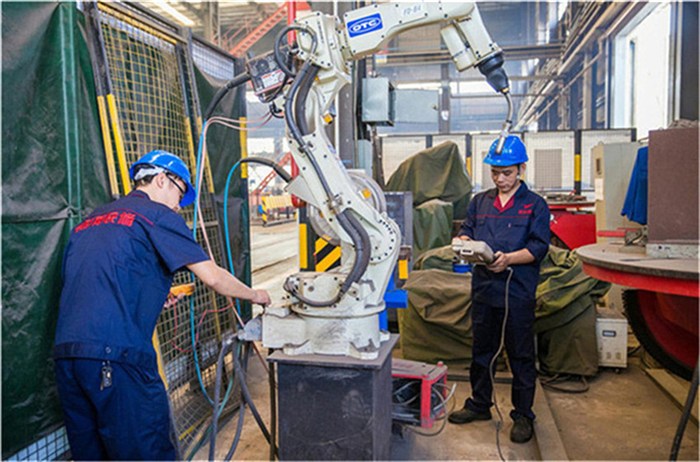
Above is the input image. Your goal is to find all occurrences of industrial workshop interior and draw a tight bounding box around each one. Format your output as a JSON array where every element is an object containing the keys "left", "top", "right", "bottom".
[{"left": 2, "top": 0, "right": 699, "bottom": 460}]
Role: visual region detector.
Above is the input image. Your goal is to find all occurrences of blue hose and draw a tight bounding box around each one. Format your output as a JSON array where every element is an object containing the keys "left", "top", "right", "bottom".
[{"left": 189, "top": 120, "right": 242, "bottom": 406}]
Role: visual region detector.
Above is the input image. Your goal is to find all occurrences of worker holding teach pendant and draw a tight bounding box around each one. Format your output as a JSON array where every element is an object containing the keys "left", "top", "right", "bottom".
[{"left": 449, "top": 136, "right": 550, "bottom": 444}]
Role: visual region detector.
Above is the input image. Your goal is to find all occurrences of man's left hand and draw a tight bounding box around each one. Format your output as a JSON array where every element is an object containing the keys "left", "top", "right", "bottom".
[{"left": 487, "top": 251, "right": 510, "bottom": 273}]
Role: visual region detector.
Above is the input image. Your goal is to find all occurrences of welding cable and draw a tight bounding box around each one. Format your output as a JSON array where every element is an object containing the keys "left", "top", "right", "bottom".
[
  {"left": 232, "top": 341, "right": 278, "bottom": 458},
  {"left": 223, "top": 341, "right": 253, "bottom": 462},
  {"left": 494, "top": 91, "right": 513, "bottom": 155},
  {"left": 403, "top": 384, "right": 456, "bottom": 437},
  {"left": 294, "top": 63, "right": 317, "bottom": 135},
  {"left": 204, "top": 72, "right": 252, "bottom": 120},
  {"left": 189, "top": 121, "right": 284, "bottom": 405},
  {"left": 283, "top": 63, "right": 371, "bottom": 306},
  {"left": 268, "top": 357, "right": 277, "bottom": 462},
  {"left": 290, "top": 63, "right": 372, "bottom": 295},
  {"left": 670, "top": 360, "right": 699, "bottom": 461},
  {"left": 223, "top": 157, "right": 292, "bottom": 277},
  {"left": 184, "top": 343, "right": 249, "bottom": 461},
  {"left": 489, "top": 266, "right": 514, "bottom": 462},
  {"left": 273, "top": 25, "right": 317, "bottom": 78},
  {"left": 209, "top": 337, "right": 237, "bottom": 461}
]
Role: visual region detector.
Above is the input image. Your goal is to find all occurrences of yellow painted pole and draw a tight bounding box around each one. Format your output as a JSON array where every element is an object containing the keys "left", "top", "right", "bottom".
[
  {"left": 106, "top": 94, "right": 131, "bottom": 194},
  {"left": 96, "top": 95, "right": 119, "bottom": 195}
]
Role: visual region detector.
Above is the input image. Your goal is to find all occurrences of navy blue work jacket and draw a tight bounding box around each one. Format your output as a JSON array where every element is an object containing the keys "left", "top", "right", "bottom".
[
  {"left": 459, "top": 182, "right": 550, "bottom": 306},
  {"left": 54, "top": 190, "right": 209, "bottom": 367}
]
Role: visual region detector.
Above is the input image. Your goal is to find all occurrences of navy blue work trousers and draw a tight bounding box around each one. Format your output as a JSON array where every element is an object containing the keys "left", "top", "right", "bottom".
[
  {"left": 55, "top": 358, "right": 177, "bottom": 460},
  {"left": 466, "top": 299, "right": 537, "bottom": 421}
]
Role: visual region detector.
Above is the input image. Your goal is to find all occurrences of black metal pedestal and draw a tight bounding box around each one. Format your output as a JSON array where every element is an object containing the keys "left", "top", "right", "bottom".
[{"left": 268, "top": 335, "right": 398, "bottom": 461}]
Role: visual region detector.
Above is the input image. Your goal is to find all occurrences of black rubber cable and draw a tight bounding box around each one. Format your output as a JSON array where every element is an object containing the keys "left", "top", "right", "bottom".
[
  {"left": 669, "top": 359, "right": 699, "bottom": 461},
  {"left": 239, "top": 157, "right": 292, "bottom": 183},
  {"left": 232, "top": 342, "right": 275, "bottom": 449},
  {"left": 223, "top": 343, "right": 252, "bottom": 462},
  {"left": 209, "top": 337, "right": 236, "bottom": 460},
  {"left": 294, "top": 64, "right": 317, "bottom": 136},
  {"left": 268, "top": 352, "right": 277, "bottom": 461},
  {"left": 273, "top": 25, "right": 317, "bottom": 78},
  {"left": 204, "top": 72, "right": 252, "bottom": 120},
  {"left": 290, "top": 64, "right": 372, "bottom": 292},
  {"left": 282, "top": 63, "right": 372, "bottom": 306}
]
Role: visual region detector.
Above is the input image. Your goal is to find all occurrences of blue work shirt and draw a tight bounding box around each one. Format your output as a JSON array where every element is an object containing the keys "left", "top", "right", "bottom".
[
  {"left": 459, "top": 182, "right": 550, "bottom": 306},
  {"left": 54, "top": 190, "right": 209, "bottom": 367}
]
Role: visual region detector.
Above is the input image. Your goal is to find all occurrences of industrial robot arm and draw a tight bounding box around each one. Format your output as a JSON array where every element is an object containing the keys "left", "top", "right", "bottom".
[
  {"left": 294, "top": 2, "right": 513, "bottom": 149},
  {"left": 261, "top": 2, "right": 512, "bottom": 358}
]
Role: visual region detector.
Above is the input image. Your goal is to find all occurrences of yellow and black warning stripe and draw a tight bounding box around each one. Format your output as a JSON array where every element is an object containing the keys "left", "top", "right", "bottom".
[{"left": 314, "top": 237, "right": 341, "bottom": 272}]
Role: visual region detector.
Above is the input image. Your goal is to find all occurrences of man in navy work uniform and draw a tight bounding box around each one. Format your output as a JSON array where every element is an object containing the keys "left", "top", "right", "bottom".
[
  {"left": 448, "top": 136, "right": 550, "bottom": 444},
  {"left": 53, "top": 150, "right": 271, "bottom": 460}
]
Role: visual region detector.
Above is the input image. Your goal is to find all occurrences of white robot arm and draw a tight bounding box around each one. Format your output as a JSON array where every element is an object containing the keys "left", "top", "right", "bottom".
[
  {"left": 260, "top": 2, "right": 512, "bottom": 359},
  {"left": 295, "top": 2, "right": 511, "bottom": 121}
]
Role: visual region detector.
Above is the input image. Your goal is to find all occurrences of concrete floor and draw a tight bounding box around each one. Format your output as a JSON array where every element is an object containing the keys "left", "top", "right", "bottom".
[{"left": 195, "top": 223, "right": 699, "bottom": 460}]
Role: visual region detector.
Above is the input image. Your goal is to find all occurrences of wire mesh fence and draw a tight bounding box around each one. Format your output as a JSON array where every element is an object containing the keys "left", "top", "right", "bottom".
[{"left": 7, "top": 427, "right": 70, "bottom": 461}]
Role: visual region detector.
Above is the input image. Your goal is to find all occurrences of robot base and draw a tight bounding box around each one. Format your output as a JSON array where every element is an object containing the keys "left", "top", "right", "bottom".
[
  {"left": 268, "top": 335, "right": 398, "bottom": 460},
  {"left": 262, "top": 306, "right": 390, "bottom": 360}
]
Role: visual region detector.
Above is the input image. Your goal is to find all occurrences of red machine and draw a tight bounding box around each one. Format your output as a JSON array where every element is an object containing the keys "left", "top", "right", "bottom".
[
  {"left": 392, "top": 359, "right": 449, "bottom": 429},
  {"left": 547, "top": 195, "right": 596, "bottom": 250}
]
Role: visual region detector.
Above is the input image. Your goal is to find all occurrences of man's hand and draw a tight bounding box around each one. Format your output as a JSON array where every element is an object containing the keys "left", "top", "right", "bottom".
[
  {"left": 252, "top": 289, "right": 271, "bottom": 306},
  {"left": 487, "top": 251, "right": 510, "bottom": 273}
]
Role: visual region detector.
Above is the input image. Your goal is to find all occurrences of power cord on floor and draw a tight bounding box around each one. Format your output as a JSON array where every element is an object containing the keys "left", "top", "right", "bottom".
[{"left": 489, "top": 267, "right": 513, "bottom": 462}]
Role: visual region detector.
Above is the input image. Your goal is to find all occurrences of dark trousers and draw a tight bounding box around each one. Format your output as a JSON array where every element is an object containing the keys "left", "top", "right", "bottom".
[
  {"left": 466, "top": 299, "right": 537, "bottom": 420},
  {"left": 55, "top": 358, "right": 178, "bottom": 461}
]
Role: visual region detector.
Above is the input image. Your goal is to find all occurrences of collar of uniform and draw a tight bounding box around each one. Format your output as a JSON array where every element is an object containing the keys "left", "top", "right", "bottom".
[
  {"left": 491, "top": 181, "right": 528, "bottom": 213},
  {"left": 129, "top": 190, "right": 151, "bottom": 200}
]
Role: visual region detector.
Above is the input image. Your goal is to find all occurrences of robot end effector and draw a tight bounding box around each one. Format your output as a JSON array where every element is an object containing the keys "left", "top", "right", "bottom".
[
  {"left": 439, "top": 9, "right": 512, "bottom": 153},
  {"left": 439, "top": 17, "right": 509, "bottom": 94}
]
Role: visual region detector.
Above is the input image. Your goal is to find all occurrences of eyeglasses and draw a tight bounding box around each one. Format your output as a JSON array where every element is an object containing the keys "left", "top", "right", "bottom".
[{"left": 166, "top": 174, "right": 185, "bottom": 202}]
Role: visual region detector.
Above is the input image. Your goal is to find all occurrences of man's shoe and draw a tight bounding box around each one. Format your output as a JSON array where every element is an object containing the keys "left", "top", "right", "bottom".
[
  {"left": 448, "top": 407, "right": 492, "bottom": 424},
  {"left": 510, "top": 416, "right": 534, "bottom": 443}
]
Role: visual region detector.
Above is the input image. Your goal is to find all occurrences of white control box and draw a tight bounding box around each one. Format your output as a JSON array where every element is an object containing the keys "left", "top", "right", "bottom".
[{"left": 596, "top": 310, "right": 628, "bottom": 368}]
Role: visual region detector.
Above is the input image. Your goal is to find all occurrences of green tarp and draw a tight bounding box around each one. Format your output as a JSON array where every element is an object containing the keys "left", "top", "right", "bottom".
[
  {"left": 385, "top": 141, "right": 472, "bottom": 257},
  {"left": 535, "top": 246, "right": 612, "bottom": 376},
  {"left": 2, "top": 4, "right": 249, "bottom": 456},
  {"left": 412, "top": 199, "right": 453, "bottom": 258},
  {"left": 2, "top": 3, "right": 110, "bottom": 456},
  {"left": 385, "top": 140, "right": 472, "bottom": 214},
  {"left": 398, "top": 246, "right": 611, "bottom": 377}
]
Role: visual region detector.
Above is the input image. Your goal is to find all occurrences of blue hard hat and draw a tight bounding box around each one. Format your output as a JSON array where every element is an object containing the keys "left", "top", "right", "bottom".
[
  {"left": 484, "top": 136, "right": 528, "bottom": 166},
  {"left": 130, "top": 150, "right": 196, "bottom": 207}
]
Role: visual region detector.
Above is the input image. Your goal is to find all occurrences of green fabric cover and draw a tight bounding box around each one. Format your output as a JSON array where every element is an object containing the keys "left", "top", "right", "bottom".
[
  {"left": 398, "top": 269, "right": 473, "bottom": 369},
  {"left": 1, "top": 7, "right": 250, "bottom": 456},
  {"left": 385, "top": 141, "right": 473, "bottom": 258},
  {"left": 2, "top": 3, "right": 110, "bottom": 456},
  {"left": 414, "top": 245, "right": 456, "bottom": 272},
  {"left": 398, "top": 246, "right": 610, "bottom": 377},
  {"left": 412, "top": 199, "right": 453, "bottom": 258},
  {"left": 385, "top": 141, "right": 472, "bottom": 216},
  {"left": 535, "top": 246, "right": 612, "bottom": 376}
]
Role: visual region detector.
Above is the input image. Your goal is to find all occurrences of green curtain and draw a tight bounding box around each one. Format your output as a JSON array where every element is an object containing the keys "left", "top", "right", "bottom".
[{"left": 2, "top": 2, "right": 110, "bottom": 457}]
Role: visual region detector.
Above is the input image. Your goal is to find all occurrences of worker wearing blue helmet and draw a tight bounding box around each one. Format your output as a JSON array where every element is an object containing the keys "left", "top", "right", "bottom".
[
  {"left": 54, "top": 150, "right": 271, "bottom": 460},
  {"left": 449, "top": 136, "right": 550, "bottom": 444}
]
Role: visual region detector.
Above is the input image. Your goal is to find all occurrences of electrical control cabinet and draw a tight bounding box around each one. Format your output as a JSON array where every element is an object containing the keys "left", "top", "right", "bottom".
[{"left": 596, "top": 309, "right": 628, "bottom": 368}]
